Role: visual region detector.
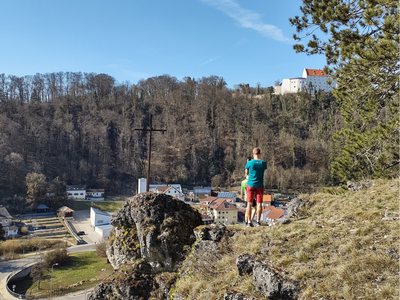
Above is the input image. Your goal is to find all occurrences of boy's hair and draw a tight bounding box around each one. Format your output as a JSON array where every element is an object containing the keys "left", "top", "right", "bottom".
[{"left": 253, "top": 148, "right": 261, "bottom": 155}]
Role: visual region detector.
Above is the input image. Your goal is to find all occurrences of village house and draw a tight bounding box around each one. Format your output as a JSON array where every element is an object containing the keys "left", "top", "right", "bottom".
[
  {"left": 262, "top": 195, "right": 272, "bottom": 207},
  {"left": 0, "top": 206, "right": 12, "bottom": 228},
  {"left": 36, "top": 204, "right": 49, "bottom": 213},
  {"left": 260, "top": 206, "right": 288, "bottom": 225},
  {"left": 86, "top": 189, "right": 105, "bottom": 200},
  {"left": 67, "top": 185, "right": 86, "bottom": 199},
  {"left": 58, "top": 206, "right": 74, "bottom": 218},
  {"left": 193, "top": 187, "right": 212, "bottom": 202},
  {"left": 155, "top": 185, "right": 185, "bottom": 201},
  {"left": 216, "top": 192, "right": 237, "bottom": 203},
  {"left": 0, "top": 206, "right": 18, "bottom": 238},
  {"left": 205, "top": 198, "right": 238, "bottom": 225}
]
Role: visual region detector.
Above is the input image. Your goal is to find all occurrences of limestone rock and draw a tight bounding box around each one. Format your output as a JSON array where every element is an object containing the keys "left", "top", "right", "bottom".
[
  {"left": 89, "top": 193, "right": 202, "bottom": 300},
  {"left": 236, "top": 254, "right": 256, "bottom": 276},
  {"left": 347, "top": 180, "right": 374, "bottom": 191},
  {"left": 224, "top": 290, "right": 259, "bottom": 300},
  {"left": 194, "top": 223, "right": 226, "bottom": 242},
  {"left": 253, "top": 261, "right": 300, "bottom": 300},
  {"left": 287, "top": 198, "right": 310, "bottom": 217},
  {"left": 108, "top": 192, "right": 203, "bottom": 272}
]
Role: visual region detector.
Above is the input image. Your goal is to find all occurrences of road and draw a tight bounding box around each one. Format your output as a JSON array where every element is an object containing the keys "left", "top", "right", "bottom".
[{"left": 0, "top": 237, "right": 98, "bottom": 299}]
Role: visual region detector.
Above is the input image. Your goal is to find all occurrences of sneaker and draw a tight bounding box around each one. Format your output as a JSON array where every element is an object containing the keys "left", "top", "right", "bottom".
[
  {"left": 255, "top": 221, "right": 261, "bottom": 227},
  {"left": 246, "top": 222, "right": 254, "bottom": 227}
]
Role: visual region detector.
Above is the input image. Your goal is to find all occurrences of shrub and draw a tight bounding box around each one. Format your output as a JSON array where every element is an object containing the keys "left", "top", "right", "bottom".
[{"left": 96, "top": 238, "right": 108, "bottom": 257}]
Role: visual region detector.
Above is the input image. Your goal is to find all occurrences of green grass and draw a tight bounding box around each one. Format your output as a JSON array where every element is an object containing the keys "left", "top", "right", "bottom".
[
  {"left": 66, "top": 200, "right": 124, "bottom": 212},
  {"left": 173, "top": 179, "right": 399, "bottom": 300},
  {"left": 26, "top": 251, "right": 113, "bottom": 298}
]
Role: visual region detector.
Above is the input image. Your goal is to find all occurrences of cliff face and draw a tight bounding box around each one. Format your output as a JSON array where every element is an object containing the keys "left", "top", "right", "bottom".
[{"left": 89, "top": 193, "right": 203, "bottom": 299}]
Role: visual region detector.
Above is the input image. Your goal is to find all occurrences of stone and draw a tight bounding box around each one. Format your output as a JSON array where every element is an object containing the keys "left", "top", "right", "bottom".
[
  {"left": 287, "top": 198, "right": 310, "bottom": 218},
  {"left": 89, "top": 193, "right": 203, "bottom": 300},
  {"left": 253, "top": 261, "right": 300, "bottom": 300},
  {"left": 236, "top": 254, "right": 256, "bottom": 276},
  {"left": 224, "top": 290, "right": 259, "bottom": 300},
  {"left": 347, "top": 180, "right": 374, "bottom": 191},
  {"left": 108, "top": 193, "right": 203, "bottom": 272}
]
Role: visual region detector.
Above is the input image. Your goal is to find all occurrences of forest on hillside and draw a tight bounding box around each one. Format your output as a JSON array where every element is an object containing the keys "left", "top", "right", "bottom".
[{"left": 0, "top": 72, "right": 343, "bottom": 201}]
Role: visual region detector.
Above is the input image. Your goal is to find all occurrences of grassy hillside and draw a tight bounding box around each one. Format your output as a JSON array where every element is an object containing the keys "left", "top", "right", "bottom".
[{"left": 174, "top": 179, "right": 399, "bottom": 299}]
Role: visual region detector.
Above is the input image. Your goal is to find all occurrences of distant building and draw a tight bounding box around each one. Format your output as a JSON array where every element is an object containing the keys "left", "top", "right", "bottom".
[
  {"left": 86, "top": 189, "right": 105, "bottom": 201},
  {"left": 217, "top": 192, "right": 236, "bottom": 202},
  {"left": 36, "top": 204, "right": 49, "bottom": 213},
  {"left": 155, "top": 186, "right": 184, "bottom": 201},
  {"left": 90, "top": 207, "right": 113, "bottom": 238},
  {"left": 275, "top": 68, "right": 334, "bottom": 95},
  {"left": 0, "top": 206, "right": 12, "bottom": 228},
  {"left": 67, "top": 185, "right": 86, "bottom": 199},
  {"left": 138, "top": 178, "right": 147, "bottom": 194},
  {"left": 58, "top": 206, "right": 74, "bottom": 218},
  {"left": 206, "top": 198, "right": 238, "bottom": 225},
  {"left": 193, "top": 187, "right": 212, "bottom": 202},
  {"left": 4, "top": 225, "right": 18, "bottom": 237},
  {"left": 260, "top": 206, "right": 288, "bottom": 224}
]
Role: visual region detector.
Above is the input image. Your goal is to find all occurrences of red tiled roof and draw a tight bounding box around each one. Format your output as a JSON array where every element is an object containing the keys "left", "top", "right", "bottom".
[
  {"left": 203, "top": 196, "right": 218, "bottom": 202},
  {"left": 262, "top": 206, "right": 286, "bottom": 220},
  {"left": 305, "top": 69, "right": 327, "bottom": 76},
  {"left": 209, "top": 198, "right": 237, "bottom": 211},
  {"left": 263, "top": 195, "right": 272, "bottom": 203},
  {"left": 156, "top": 186, "right": 170, "bottom": 192}
]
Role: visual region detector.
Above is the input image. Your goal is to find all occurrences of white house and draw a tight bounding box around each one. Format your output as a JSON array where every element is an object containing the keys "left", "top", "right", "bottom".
[
  {"left": 0, "top": 206, "right": 12, "bottom": 228},
  {"left": 94, "top": 224, "right": 113, "bottom": 238},
  {"left": 156, "top": 186, "right": 184, "bottom": 201},
  {"left": 4, "top": 225, "right": 18, "bottom": 237},
  {"left": 260, "top": 206, "right": 288, "bottom": 224},
  {"left": 275, "top": 68, "right": 334, "bottom": 95},
  {"left": 90, "top": 207, "right": 111, "bottom": 227},
  {"left": 86, "top": 189, "right": 105, "bottom": 201},
  {"left": 67, "top": 185, "right": 86, "bottom": 199}
]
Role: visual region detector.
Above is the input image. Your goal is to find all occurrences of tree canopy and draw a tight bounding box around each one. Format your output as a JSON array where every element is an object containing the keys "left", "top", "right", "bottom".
[{"left": 290, "top": 0, "right": 399, "bottom": 181}]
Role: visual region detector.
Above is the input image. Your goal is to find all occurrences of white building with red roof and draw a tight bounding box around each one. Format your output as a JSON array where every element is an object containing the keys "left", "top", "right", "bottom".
[
  {"left": 275, "top": 68, "right": 334, "bottom": 95},
  {"left": 206, "top": 198, "right": 238, "bottom": 225}
]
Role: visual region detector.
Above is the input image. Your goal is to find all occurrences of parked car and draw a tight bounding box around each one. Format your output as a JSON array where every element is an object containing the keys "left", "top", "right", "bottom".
[{"left": 77, "top": 231, "right": 85, "bottom": 235}]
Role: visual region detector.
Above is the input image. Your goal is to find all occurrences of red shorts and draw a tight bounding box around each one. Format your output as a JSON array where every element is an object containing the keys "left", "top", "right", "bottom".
[{"left": 247, "top": 186, "right": 263, "bottom": 204}]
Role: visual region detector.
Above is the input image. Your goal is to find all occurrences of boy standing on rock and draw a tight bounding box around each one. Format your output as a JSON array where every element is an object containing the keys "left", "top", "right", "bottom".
[
  {"left": 241, "top": 160, "right": 256, "bottom": 225},
  {"left": 245, "top": 148, "right": 267, "bottom": 227}
]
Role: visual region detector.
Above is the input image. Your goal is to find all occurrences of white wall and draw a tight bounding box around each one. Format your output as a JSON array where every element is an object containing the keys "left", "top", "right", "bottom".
[
  {"left": 138, "top": 178, "right": 147, "bottom": 194},
  {"left": 281, "top": 78, "right": 307, "bottom": 94},
  {"left": 90, "top": 207, "right": 111, "bottom": 227}
]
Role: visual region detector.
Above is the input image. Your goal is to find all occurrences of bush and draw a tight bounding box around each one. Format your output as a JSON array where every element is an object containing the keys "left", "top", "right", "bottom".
[
  {"left": 43, "top": 248, "right": 69, "bottom": 268},
  {"left": 95, "top": 238, "right": 108, "bottom": 257}
]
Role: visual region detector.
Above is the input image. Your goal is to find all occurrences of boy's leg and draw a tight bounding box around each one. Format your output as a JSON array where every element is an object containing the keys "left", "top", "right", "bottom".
[{"left": 246, "top": 186, "right": 255, "bottom": 226}]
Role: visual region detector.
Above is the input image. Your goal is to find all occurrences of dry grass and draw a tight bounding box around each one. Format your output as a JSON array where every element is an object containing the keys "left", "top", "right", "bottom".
[{"left": 172, "top": 179, "right": 399, "bottom": 299}]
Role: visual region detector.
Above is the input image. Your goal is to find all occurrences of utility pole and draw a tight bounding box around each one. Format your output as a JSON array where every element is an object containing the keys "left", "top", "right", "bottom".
[{"left": 135, "top": 115, "right": 166, "bottom": 192}]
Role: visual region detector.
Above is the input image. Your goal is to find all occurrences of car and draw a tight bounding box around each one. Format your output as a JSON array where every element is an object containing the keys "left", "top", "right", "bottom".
[{"left": 77, "top": 231, "right": 85, "bottom": 235}]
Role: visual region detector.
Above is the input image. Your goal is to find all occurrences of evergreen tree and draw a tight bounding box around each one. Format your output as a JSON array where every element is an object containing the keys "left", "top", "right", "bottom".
[{"left": 290, "top": 0, "right": 399, "bottom": 181}]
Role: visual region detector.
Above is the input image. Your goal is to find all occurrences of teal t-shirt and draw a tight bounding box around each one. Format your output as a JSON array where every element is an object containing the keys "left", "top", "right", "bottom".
[{"left": 245, "top": 159, "right": 267, "bottom": 188}]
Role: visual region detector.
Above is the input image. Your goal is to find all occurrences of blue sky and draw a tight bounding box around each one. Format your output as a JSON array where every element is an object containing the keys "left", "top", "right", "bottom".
[{"left": 0, "top": 0, "right": 328, "bottom": 88}]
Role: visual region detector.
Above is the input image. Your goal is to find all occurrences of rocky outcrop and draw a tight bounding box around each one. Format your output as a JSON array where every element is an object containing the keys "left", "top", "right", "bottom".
[
  {"left": 347, "top": 180, "right": 374, "bottom": 191},
  {"left": 235, "top": 255, "right": 300, "bottom": 300},
  {"left": 108, "top": 192, "right": 202, "bottom": 271},
  {"left": 236, "top": 254, "right": 256, "bottom": 276},
  {"left": 253, "top": 262, "right": 300, "bottom": 300},
  {"left": 224, "top": 290, "right": 258, "bottom": 300},
  {"left": 179, "top": 223, "right": 227, "bottom": 278},
  {"left": 89, "top": 193, "right": 202, "bottom": 300},
  {"left": 287, "top": 198, "right": 310, "bottom": 217}
]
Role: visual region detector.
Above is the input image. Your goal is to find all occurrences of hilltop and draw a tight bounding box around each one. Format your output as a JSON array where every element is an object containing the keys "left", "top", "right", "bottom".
[{"left": 89, "top": 179, "right": 399, "bottom": 299}]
